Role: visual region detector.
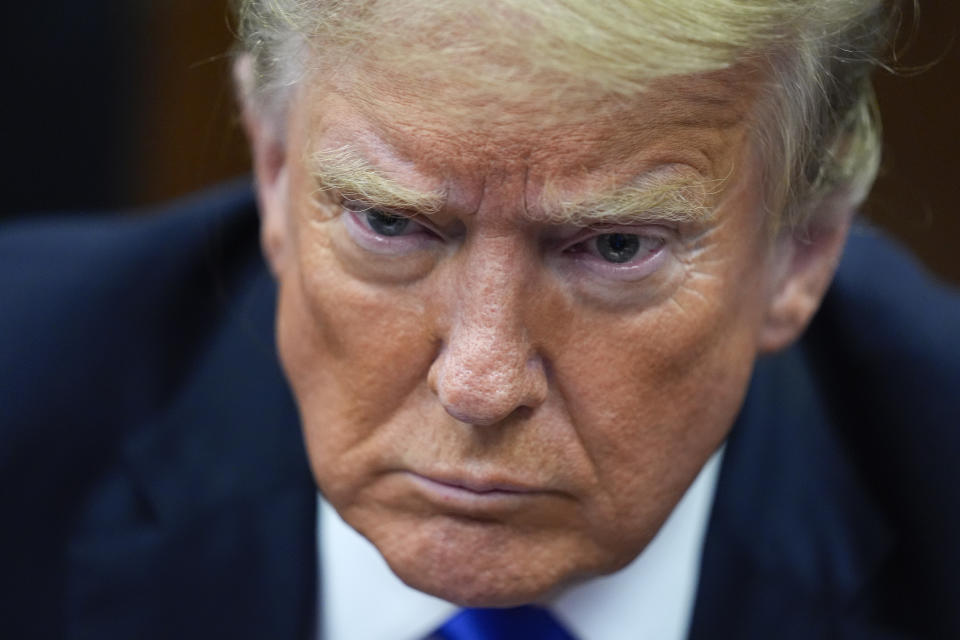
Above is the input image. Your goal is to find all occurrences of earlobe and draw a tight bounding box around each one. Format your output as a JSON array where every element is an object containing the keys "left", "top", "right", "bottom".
[
  {"left": 234, "top": 55, "right": 290, "bottom": 278},
  {"left": 758, "top": 215, "right": 852, "bottom": 354}
]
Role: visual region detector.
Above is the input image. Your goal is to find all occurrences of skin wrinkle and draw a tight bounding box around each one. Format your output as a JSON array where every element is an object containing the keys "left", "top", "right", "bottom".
[
  {"left": 309, "top": 141, "right": 722, "bottom": 227},
  {"left": 522, "top": 163, "right": 531, "bottom": 220},
  {"left": 319, "top": 65, "right": 753, "bottom": 217}
]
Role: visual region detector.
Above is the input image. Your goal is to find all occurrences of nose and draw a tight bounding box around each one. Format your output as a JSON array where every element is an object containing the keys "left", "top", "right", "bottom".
[{"left": 427, "top": 251, "right": 548, "bottom": 426}]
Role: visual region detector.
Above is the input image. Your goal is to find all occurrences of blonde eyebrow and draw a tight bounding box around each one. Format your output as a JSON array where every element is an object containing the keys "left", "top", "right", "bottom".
[
  {"left": 307, "top": 145, "right": 445, "bottom": 214},
  {"left": 536, "top": 172, "right": 725, "bottom": 226}
]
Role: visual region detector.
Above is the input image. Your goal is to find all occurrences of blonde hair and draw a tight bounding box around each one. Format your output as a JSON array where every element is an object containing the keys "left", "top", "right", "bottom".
[{"left": 232, "top": 0, "right": 895, "bottom": 229}]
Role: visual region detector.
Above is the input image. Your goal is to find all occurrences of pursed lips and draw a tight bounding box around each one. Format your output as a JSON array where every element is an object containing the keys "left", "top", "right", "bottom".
[
  {"left": 410, "top": 471, "right": 543, "bottom": 495},
  {"left": 402, "top": 470, "right": 560, "bottom": 513}
]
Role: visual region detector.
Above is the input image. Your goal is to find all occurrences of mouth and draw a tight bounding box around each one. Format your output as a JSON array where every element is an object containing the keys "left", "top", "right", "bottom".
[
  {"left": 403, "top": 471, "right": 555, "bottom": 514},
  {"left": 416, "top": 472, "right": 540, "bottom": 494}
]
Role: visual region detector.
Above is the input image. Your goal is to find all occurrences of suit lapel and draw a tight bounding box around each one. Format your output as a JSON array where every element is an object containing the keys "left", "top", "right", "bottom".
[
  {"left": 687, "top": 345, "right": 897, "bottom": 639},
  {"left": 68, "top": 259, "right": 317, "bottom": 639},
  {"left": 123, "top": 267, "right": 309, "bottom": 523}
]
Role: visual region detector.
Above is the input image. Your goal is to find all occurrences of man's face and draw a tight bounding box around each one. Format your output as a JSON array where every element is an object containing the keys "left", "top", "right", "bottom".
[{"left": 260, "top": 66, "right": 789, "bottom": 605}]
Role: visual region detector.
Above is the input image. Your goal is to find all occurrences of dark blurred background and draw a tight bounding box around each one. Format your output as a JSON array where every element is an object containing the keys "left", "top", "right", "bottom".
[{"left": 1, "top": 1, "right": 957, "bottom": 283}]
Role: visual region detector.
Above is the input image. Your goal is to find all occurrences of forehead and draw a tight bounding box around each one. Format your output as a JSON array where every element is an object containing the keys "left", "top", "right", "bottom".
[{"left": 291, "top": 63, "right": 761, "bottom": 219}]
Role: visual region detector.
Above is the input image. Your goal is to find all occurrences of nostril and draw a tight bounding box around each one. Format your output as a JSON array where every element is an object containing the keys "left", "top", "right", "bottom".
[
  {"left": 442, "top": 405, "right": 503, "bottom": 427},
  {"left": 437, "top": 388, "right": 526, "bottom": 426}
]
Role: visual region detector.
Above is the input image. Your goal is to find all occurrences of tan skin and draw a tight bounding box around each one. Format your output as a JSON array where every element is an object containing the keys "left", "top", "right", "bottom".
[{"left": 241, "top": 61, "right": 851, "bottom": 606}]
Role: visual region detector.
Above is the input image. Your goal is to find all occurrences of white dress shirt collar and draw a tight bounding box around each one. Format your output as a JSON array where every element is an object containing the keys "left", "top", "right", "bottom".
[{"left": 318, "top": 448, "right": 723, "bottom": 640}]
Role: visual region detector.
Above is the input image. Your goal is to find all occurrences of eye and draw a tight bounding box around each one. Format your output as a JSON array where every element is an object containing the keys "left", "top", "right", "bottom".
[
  {"left": 341, "top": 204, "right": 440, "bottom": 256},
  {"left": 364, "top": 209, "right": 414, "bottom": 237},
  {"left": 559, "top": 227, "right": 669, "bottom": 282},
  {"left": 576, "top": 232, "right": 664, "bottom": 265},
  {"left": 594, "top": 233, "right": 644, "bottom": 263}
]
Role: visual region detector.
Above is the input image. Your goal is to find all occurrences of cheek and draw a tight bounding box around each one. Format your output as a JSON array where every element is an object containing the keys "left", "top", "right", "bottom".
[
  {"left": 549, "top": 262, "right": 765, "bottom": 540},
  {"left": 275, "top": 225, "right": 439, "bottom": 492}
]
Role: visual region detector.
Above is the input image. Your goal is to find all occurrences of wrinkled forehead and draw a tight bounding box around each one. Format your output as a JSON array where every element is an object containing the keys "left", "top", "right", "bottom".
[
  {"left": 286, "top": 66, "right": 760, "bottom": 232},
  {"left": 294, "top": 61, "right": 760, "bottom": 206}
]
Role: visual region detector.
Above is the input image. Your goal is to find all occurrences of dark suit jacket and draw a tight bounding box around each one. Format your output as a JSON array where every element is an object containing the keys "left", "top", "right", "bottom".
[{"left": 1, "top": 181, "right": 958, "bottom": 639}]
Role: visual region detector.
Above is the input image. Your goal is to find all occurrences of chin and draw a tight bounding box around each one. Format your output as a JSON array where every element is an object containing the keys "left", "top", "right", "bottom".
[
  {"left": 394, "top": 560, "right": 560, "bottom": 607},
  {"left": 361, "top": 512, "right": 609, "bottom": 606}
]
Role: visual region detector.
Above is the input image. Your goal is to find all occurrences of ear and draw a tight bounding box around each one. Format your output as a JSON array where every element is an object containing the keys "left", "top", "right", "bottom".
[
  {"left": 234, "top": 54, "right": 291, "bottom": 277},
  {"left": 758, "top": 198, "right": 855, "bottom": 354}
]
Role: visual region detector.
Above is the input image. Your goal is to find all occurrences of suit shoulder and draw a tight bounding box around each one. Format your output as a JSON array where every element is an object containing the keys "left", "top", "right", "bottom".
[
  {"left": 817, "top": 227, "right": 960, "bottom": 381},
  {"left": 805, "top": 229, "right": 960, "bottom": 625},
  {"left": 0, "top": 178, "right": 259, "bottom": 299},
  {"left": 0, "top": 179, "right": 264, "bottom": 447}
]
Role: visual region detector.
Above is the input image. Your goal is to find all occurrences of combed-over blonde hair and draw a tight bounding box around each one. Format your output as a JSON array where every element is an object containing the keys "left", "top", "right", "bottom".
[{"left": 232, "top": 0, "right": 896, "bottom": 230}]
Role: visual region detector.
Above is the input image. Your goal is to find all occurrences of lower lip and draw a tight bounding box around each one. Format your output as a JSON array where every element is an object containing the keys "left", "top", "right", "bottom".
[{"left": 405, "top": 473, "right": 544, "bottom": 513}]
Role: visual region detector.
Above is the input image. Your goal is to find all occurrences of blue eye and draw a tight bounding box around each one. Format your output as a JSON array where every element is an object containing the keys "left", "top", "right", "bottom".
[
  {"left": 595, "top": 233, "right": 641, "bottom": 263},
  {"left": 366, "top": 209, "right": 411, "bottom": 236}
]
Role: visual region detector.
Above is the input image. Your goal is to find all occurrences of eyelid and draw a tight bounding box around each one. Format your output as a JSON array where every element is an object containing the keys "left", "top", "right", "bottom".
[
  {"left": 341, "top": 199, "right": 447, "bottom": 236},
  {"left": 559, "top": 223, "right": 673, "bottom": 251},
  {"left": 342, "top": 199, "right": 411, "bottom": 218}
]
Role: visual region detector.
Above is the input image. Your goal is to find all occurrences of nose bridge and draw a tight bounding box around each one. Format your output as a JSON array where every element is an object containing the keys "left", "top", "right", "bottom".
[
  {"left": 430, "top": 236, "right": 546, "bottom": 425},
  {"left": 459, "top": 238, "right": 525, "bottom": 346}
]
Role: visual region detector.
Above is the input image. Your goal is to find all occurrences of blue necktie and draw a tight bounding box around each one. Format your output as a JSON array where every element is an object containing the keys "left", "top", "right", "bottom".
[{"left": 431, "top": 606, "right": 578, "bottom": 640}]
